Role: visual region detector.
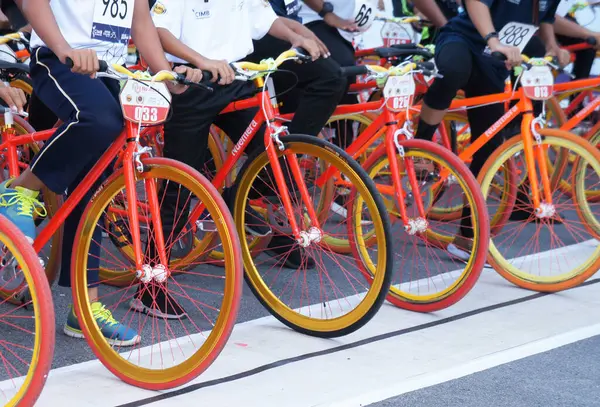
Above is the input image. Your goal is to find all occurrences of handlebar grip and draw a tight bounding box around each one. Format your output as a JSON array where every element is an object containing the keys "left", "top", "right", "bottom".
[
  {"left": 390, "top": 43, "right": 419, "bottom": 50},
  {"left": 200, "top": 70, "right": 213, "bottom": 83},
  {"left": 175, "top": 72, "right": 214, "bottom": 92},
  {"left": 586, "top": 36, "right": 597, "bottom": 46},
  {"left": 340, "top": 65, "right": 369, "bottom": 77},
  {"left": 292, "top": 47, "right": 312, "bottom": 62},
  {"left": 65, "top": 57, "right": 109, "bottom": 72},
  {"left": 418, "top": 61, "right": 435, "bottom": 70}
]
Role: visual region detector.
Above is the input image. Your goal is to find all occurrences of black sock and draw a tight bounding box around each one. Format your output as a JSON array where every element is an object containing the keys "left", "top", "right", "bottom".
[{"left": 415, "top": 120, "right": 438, "bottom": 141}]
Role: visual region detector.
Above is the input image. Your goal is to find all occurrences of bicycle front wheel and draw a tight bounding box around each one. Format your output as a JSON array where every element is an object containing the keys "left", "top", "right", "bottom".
[
  {"left": 232, "top": 134, "right": 393, "bottom": 337},
  {"left": 71, "top": 157, "right": 243, "bottom": 389},
  {"left": 358, "top": 139, "right": 490, "bottom": 311},
  {"left": 0, "top": 214, "right": 55, "bottom": 407},
  {"left": 480, "top": 130, "right": 600, "bottom": 291}
]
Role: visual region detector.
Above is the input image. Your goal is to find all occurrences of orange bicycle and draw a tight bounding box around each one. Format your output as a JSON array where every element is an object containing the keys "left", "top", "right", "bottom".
[{"left": 0, "top": 61, "right": 243, "bottom": 390}]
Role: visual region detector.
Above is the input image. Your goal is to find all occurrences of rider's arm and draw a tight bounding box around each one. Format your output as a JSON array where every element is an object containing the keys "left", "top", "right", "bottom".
[
  {"left": 411, "top": 0, "right": 448, "bottom": 27},
  {"left": 19, "top": 0, "right": 71, "bottom": 61},
  {"left": 464, "top": 0, "right": 498, "bottom": 46},
  {"left": 279, "top": 17, "right": 331, "bottom": 54},
  {"left": 538, "top": 22, "right": 561, "bottom": 52},
  {"left": 155, "top": 27, "right": 208, "bottom": 69},
  {"left": 553, "top": 15, "right": 595, "bottom": 39},
  {"left": 131, "top": 0, "right": 173, "bottom": 73}
]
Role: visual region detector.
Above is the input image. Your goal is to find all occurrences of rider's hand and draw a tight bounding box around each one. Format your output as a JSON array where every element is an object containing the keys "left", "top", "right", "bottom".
[
  {"left": 58, "top": 48, "right": 100, "bottom": 75},
  {"left": 545, "top": 45, "right": 570, "bottom": 68},
  {"left": 324, "top": 13, "right": 359, "bottom": 32},
  {"left": 489, "top": 41, "right": 521, "bottom": 69},
  {"left": 167, "top": 65, "right": 203, "bottom": 95},
  {"left": 0, "top": 85, "right": 26, "bottom": 114},
  {"left": 292, "top": 36, "right": 322, "bottom": 61},
  {"left": 197, "top": 58, "right": 235, "bottom": 85}
]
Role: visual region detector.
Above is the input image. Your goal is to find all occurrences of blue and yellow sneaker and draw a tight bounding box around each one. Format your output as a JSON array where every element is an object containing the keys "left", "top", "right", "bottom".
[
  {"left": 0, "top": 180, "right": 45, "bottom": 243},
  {"left": 64, "top": 303, "right": 141, "bottom": 347}
]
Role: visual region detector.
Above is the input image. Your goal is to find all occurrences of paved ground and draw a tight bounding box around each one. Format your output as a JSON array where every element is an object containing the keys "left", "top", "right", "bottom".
[{"left": 370, "top": 335, "right": 600, "bottom": 407}]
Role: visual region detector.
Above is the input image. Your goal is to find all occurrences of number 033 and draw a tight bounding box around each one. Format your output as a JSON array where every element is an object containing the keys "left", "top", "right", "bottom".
[{"left": 135, "top": 106, "right": 158, "bottom": 122}]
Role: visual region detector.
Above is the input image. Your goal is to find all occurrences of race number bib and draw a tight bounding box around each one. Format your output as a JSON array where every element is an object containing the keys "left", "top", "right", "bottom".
[
  {"left": 521, "top": 65, "right": 554, "bottom": 100},
  {"left": 498, "top": 22, "right": 537, "bottom": 51},
  {"left": 284, "top": 0, "right": 300, "bottom": 15},
  {"left": 381, "top": 22, "right": 415, "bottom": 47},
  {"left": 92, "top": 0, "right": 134, "bottom": 44},
  {"left": 383, "top": 75, "right": 416, "bottom": 113},
  {"left": 120, "top": 80, "right": 172, "bottom": 125}
]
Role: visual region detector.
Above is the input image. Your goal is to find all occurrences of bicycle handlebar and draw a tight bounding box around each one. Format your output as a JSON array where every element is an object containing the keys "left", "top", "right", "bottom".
[
  {"left": 340, "top": 61, "right": 437, "bottom": 78},
  {"left": 491, "top": 52, "right": 556, "bottom": 65}
]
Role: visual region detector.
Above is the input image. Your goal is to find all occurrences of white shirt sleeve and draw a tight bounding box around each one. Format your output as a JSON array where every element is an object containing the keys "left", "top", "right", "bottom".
[
  {"left": 248, "top": 0, "right": 278, "bottom": 40},
  {"left": 151, "top": 0, "right": 184, "bottom": 39}
]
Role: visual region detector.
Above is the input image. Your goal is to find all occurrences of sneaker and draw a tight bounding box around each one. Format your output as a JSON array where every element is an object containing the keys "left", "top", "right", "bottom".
[
  {"left": 130, "top": 284, "right": 188, "bottom": 319},
  {"left": 0, "top": 180, "right": 46, "bottom": 243},
  {"left": 265, "top": 235, "right": 316, "bottom": 270},
  {"left": 63, "top": 303, "right": 141, "bottom": 347}
]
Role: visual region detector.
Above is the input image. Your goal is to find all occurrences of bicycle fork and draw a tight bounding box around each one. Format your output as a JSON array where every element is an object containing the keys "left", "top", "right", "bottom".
[
  {"left": 265, "top": 128, "right": 323, "bottom": 248},
  {"left": 386, "top": 116, "right": 429, "bottom": 234},
  {"left": 122, "top": 123, "right": 170, "bottom": 282},
  {"left": 520, "top": 105, "right": 555, "bottom": 217}
]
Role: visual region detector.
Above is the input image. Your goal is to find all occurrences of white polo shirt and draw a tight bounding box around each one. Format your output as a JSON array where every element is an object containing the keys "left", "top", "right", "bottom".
[
  {"left": 151, "top": 0, "right": 278, "bottom": 64},
  {"left": 30, "top": 0, "right": 134, "bottom": 65},
  {"left": 298, "top": 0, "right": 356, "bottom": 42}
]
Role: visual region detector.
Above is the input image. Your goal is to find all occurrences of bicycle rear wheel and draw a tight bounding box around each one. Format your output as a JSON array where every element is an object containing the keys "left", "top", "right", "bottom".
[
  {"left": 71, "top": 157, "right": 242, "bottom": 389},
  {"left": 0, "top": 214, "right": 55, "bottom": 407},
  {"left": 232, "top": 135, "right": 393, "bottom": 337}
]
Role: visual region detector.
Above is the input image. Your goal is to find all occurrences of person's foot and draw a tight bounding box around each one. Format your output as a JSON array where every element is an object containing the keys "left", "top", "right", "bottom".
[
  {"left": 264, "top": 235, "right": 316, "bottom": 269},
  {"left": 447, "top": 235, "right": 491, "bottom": 268},
  {"left": 0, "top": 179, "right": 45, "bottom": 243},
  {"left": 130, "top": 284, "right": 188, "bottom": 319},
  {"left": 64, "top": 302, "right": 141, "bottom": 347}
]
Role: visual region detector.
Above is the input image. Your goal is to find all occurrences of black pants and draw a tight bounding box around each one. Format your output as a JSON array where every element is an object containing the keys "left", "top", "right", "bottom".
[
  {"left": 418, "top": 41, "right": 505, "bottom": 237},
  {"left": 306, "top": 21, "right": 357, "bottom": 149},
  {"left": 247, "top": 34, "right": 346, "bottom": 137}
]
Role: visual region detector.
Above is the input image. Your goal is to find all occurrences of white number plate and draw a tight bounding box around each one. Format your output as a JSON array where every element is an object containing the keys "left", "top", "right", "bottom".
[
  {"left": 119, "top": 80, "right": 172, "bottom": 125},
  {"left": 383, "top": 75, "right": 416, "bottom": 112},
  {"left": 381, "top": 22, "right": 415, "bottom": 47},
  {"left": 498, "top": 22, "right": 537, "bottom": 51},
  {"left": 92, "top": 0, "right": 134, "bottom": 44},
  {"left": 521, "top": 65, "right": 554, "bottom": 100}
]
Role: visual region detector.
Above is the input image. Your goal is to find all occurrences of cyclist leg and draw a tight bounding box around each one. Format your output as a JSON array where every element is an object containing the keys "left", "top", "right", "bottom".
[
  {"left": 28, "top": 91, "right": 59, "bottom": 130},
  {"left": 415, "top": 41, "right": 473, "bottom": 141},
  {"left": 6, "top": 47, "right": 138, "bottom": 342},
  {"left": 306, "top": 20, "right": 357, "bottom": 149}
]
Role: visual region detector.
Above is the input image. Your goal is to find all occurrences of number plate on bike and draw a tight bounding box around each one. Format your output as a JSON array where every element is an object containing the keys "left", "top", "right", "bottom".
[
  {"left": 381, "top": 22, "right": 414, "bottom": 47},
  {"left": 383, "top": 75, "right": 415, "bottom": 112},
  {"left": 521, "top": 65, "right": 554, "bottom": 100},
  {"left": 119, "top": 80, "right": 171, "bottom": 125}
]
